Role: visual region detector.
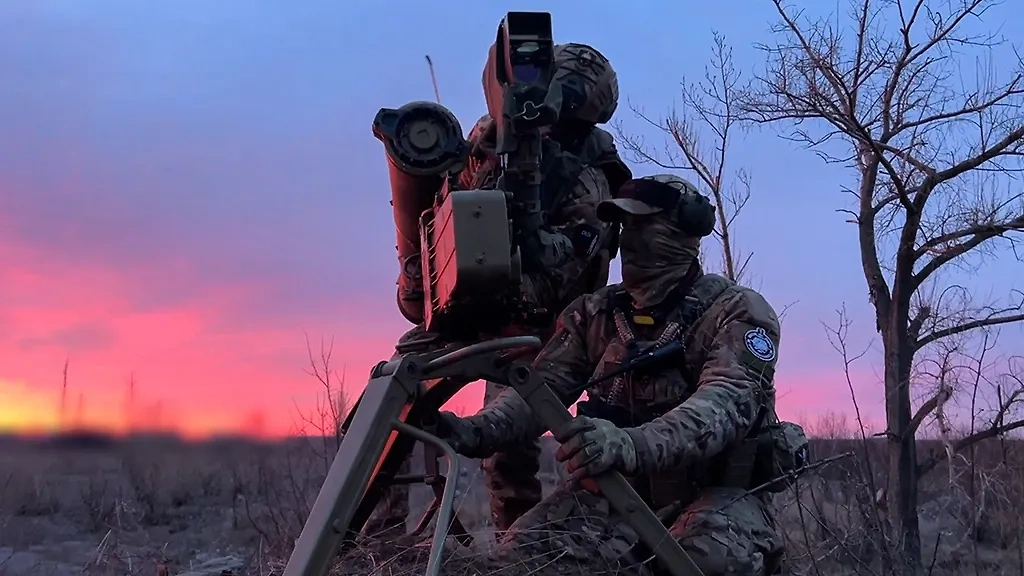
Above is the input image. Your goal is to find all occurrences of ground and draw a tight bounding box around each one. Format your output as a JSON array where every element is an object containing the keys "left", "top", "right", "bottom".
[{"left": 2, "top": 430, "right": 1024, "bottom": 576}]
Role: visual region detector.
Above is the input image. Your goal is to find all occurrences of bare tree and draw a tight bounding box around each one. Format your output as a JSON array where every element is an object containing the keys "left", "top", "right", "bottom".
[
  {"left": 295, "top": 334, "right": 350, "bottom": 473},
  {"left": 742, "top": 0, "right": 1024, "bottom": 566},
  {"left": 615, "top": 32, "right": 754, "bottom": 282}
]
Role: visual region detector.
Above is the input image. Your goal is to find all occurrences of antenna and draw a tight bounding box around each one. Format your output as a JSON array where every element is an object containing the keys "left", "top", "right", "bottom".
[{"left": 424, "top": 55, "right": 441, "bottom": 104}]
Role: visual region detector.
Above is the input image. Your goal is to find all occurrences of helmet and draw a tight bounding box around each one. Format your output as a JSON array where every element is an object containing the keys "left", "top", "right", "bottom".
[
  {"left": 481, "top": 41, "right": 619, "bottom": 128},
  {"left": 596, "top": 174, "right": 716, "bottom": 238},
  {"left": 550, "top": 43, "right": 619, "bottom": 125}
]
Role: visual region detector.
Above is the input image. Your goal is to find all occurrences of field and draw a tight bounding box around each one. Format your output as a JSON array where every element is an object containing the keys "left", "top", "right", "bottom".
[{"left": 2, "top": 426, "right": 1024, "bottom": 576}]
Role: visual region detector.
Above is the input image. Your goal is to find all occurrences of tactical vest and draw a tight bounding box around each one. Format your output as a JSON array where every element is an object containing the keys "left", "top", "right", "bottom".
[
  {"left": 579, "top": 273, "right": 807, "bottom": 507},
  {"left": 538, "top": 127, "right": 632, "bottom": 310},
  {"left": 582, "top": 272, "right": 733, "bottom": 424}
]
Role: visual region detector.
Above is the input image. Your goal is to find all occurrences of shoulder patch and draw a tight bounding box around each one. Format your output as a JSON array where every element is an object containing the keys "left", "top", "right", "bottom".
[{"left": 743, "top": 327, "right": 777, "bottom": 362}]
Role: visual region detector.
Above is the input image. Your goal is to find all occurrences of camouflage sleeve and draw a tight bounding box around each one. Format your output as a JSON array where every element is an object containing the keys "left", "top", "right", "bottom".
[
  {"left": 624, "top": 287, "right": 781, "bottom": 474},
  {"left": 521, "top": 166, "right": 614, "bottom": 310},
  {"left": 458, "top": 152, "right": 498, "bottom": 190},
  {"left": 467, "top": 295, "right": 595, "bottom": 451}
]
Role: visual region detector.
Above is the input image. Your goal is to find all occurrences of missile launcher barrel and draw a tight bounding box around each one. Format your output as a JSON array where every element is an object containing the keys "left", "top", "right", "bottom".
[{"left": 371, "top": 102, "right": 469, "bottom": 325}]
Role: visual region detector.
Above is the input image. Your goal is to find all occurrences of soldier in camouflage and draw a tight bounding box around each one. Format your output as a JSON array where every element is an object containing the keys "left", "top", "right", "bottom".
[
  {"left": 361, "top": 42, "right": 633, "bottom": 540},
  {"left": 434, "top": 174, "right": 803, "bottom": 575}
]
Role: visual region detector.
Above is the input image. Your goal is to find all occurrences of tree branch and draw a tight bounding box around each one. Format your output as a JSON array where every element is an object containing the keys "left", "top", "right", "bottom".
[
  {"left": 918, "top": 418, "right": 1024, "bottom": 478},
  {"left": 916, "top": 312, "right": 1024, "bottom": 350},
  {"left": 915, "top": 215, "right": 1024, "bottom": 259},
  {"left": 906, "top": 383, "right": 951, "bottom": 439},
  {"left": 925, "top": 125, "right": 1024, "bottom": 195},
  {"left": 913, "top": 215, "right": 1024, "bottom": 286}
]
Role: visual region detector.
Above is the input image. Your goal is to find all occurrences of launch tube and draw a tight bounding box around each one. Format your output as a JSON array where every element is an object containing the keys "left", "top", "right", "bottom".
[{"left": 371, "top": 102, "right": 469, "bottom": 324}]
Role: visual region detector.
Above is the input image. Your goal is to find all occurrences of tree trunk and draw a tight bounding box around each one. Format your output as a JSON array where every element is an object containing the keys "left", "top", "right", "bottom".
[{"left": 884, "top": 332, "right": 922, "bottom": 571}]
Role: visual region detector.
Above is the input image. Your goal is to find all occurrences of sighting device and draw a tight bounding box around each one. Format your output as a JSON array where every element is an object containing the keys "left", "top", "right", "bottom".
[
  {"left": 282, "top": 12, "right": 705, "bottom": 576},
  {"left": 485, "top": 11, "right": 560, "bottom": 275}
]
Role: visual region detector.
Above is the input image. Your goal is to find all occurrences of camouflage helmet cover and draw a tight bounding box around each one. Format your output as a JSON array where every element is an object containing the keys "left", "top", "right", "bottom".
[
  {"left": 462, "top": 113, "right": 500, "bottom": 186},
  {"left": 551, "top": 42, "right": 619, "bottom": 125},
  {"left": 480, "top": 41, "right": 619, "bottom": 128}
]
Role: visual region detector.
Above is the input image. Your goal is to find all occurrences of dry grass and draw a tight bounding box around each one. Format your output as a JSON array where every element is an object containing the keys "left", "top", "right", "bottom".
[{"left": 2, "top": 423, "right": 1024, "bottom": 576}]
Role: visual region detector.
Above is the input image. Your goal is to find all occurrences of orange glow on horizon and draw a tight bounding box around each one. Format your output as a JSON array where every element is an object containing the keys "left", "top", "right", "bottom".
[
  {"left": 0, "top": 376, "right": 492, "bottom": 439},
  {"left": 0, "top": 371, "right": 880, "bottom": 440},
  {"left": 0, "top": 378, "right": 62, "bottom": 434}
]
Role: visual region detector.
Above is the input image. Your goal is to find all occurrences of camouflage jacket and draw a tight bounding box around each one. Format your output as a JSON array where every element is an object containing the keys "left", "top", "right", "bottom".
[
  {"left": 458, "top": 115, "right": 632, "bottom": 330},
  {"left": 468, "top": 272, "right": 782, "bottom": 476}
]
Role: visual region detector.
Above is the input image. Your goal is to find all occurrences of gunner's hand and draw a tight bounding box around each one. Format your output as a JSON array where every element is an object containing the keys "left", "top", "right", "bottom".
[
  {"left": 553, "top": 416, "right": 638, "bottom": 484},
  {"left": 435, "top": 411, "right": 487, "bottom": 458}
]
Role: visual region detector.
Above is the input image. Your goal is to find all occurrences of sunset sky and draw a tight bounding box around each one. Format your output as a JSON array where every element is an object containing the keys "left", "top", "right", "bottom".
[{"left": 1, "top": 0, "right": 1021, "bottom": 438}]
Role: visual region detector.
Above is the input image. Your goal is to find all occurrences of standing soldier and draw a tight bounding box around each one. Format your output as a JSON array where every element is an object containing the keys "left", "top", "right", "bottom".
[{"left": 361, "top": 41, "right": 633, "bottom": 539}]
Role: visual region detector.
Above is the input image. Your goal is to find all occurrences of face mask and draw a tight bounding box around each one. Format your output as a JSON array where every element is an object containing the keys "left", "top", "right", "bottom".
[{"left": 618, "top": 215, "right": 700, "bottom": 308}]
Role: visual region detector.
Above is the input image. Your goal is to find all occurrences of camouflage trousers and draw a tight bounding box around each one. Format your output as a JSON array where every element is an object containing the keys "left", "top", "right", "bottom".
[
  {"left": 480, "top": 379, "right": 543, "bottom": 532},
  {"left": 360, "top": 327, "right": 543, "bottom": 538},
  {"left": 492, "top": 484, "right": 784, "bottom": 576}
]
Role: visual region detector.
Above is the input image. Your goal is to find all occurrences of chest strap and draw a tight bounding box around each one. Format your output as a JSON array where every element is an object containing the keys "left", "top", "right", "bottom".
[
  {"left": 604, "top": 280, "right": 707, "bottom": 405},
  {"left": 606, "top": 306, "right": 686, "bottom": 404},
  {"left": 597, "top": 269, "right": 734, "bottom": 412}
]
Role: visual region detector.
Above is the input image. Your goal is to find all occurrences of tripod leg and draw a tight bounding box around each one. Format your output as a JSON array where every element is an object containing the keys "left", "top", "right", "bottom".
[
  {"left": 283, "top": 367, "right": 417, "bottom": 576},
  {"left": 285, "top": 338, "right": 545, "bottom": 576}
]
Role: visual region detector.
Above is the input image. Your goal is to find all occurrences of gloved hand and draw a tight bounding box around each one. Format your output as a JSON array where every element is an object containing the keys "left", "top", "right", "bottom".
[
  {"left": 553, "top": 416, "right": 638, "bottom": 481},
  {"left": 434, "top": 411, "right": 486, "bottom": 458}
]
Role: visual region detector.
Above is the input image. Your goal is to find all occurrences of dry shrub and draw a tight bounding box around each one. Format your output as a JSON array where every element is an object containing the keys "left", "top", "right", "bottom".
[
  {"left": 0, "top": 471, "right": 62, "bottom": 518},
  {"left": 76, "top": 473, "right": 122, "bottom": 533},
  {"left": 774, "top": 413, "right": 1024, "bottom": 576},
  {"left": 7, "top": 421, "right": 1024, "bottom": 575},
  {"left": 228, "top": 440, "right": 323, "bottom": 554},
  {"left": 228, "top": 337, "right": 355, "bottom": 556}
]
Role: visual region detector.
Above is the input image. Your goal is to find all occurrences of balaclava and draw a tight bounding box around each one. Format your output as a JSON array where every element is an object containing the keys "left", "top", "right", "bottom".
[
  {"left": 619, "top": 215, "right": 700, "bottom": 308},
  {"left": 596, "top": 173, "right": 715, "bottom": 309}
]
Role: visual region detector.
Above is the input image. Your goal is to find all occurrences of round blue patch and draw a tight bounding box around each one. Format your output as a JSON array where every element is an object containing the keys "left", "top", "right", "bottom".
[{"left": 743, "top": 327, "right": 776, "bottom": 362}]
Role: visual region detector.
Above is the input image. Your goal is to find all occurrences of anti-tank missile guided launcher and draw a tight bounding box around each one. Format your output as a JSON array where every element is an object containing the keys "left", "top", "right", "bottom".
[{"left": 282, "top": 11, "right": 706, "bottom": 576}]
